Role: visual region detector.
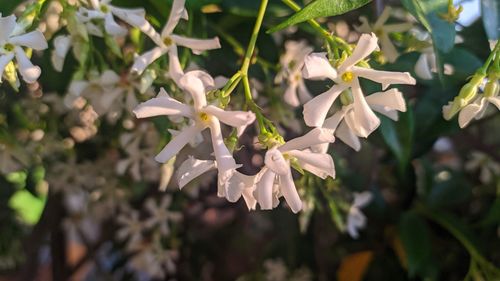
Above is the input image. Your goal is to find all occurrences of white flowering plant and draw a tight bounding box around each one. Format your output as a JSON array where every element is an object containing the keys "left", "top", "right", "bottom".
[{"left": 0, "top": 0, "right": 499, "bottom": 280}]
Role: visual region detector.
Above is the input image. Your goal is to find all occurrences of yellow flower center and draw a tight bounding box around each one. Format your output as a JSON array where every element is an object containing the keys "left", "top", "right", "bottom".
[
  {"left": 3, "top": 43, "right": 14, "bottom": 52},
  {"left": 100, "top": 4, "right": 109, "bottom": 13},
  {"left": 341, "top": 71, "right": 354, "bottom": 83},
  {"left": 163, "top": 36, "right": 173, "bottom": 46},
  {"left": 198, "top": 112, "right": 211, "bottom": 123}
]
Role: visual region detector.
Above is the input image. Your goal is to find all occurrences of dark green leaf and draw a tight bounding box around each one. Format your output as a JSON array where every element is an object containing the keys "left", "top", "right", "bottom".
[
  {"left": 268, "top": 0, "right": 371, "bottom": 33},
  {"left": 0, "top": 1, "right": 23, "bottom": 15},
  {"left": 379, "top": 108, "right": 414, "bottom": 171}
]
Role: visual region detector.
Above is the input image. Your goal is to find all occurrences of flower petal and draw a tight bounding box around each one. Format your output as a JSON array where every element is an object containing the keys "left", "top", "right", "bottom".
[
  {"left": 349, "top": 80, "right": 380, "bottom": 137},
  {"left": 353, "top": 191, "right": 373, "bottom": 208},
  {"left": 203, "top": 105, "right": 255, "bottom": 128},
  {"left": 323, "top": 107, "right": 349, "bottom": 130},
  {"left": 336, "top": 120, "right": 361, "bottom": 151},
  {"left": 365, "top": 88, "right": 406, "bottom": 115},
  {"left": 278, "top": 170, "right": 302, "bottom": 213},
  {"left": 226, "top": 172, "right": 257, "bottom": 206},
  {"left": 131, "top": 47, "right": 166, "bottom": 75},
  {"left": 133, "top": 88, "right": 193, "bottom": 119},
  {"left": 99, "top": 69, "right": 121, "bottom": 86},
  {"left": 279, "top": 127, "right": 335, "bottom": 152},
  {"left": 338, "top": 33, "right": 379, "bottom": 73},
  {"left": 168, "top": 46, "right": 184, "bottom": 84},
  {"left": 177, "top": 156, "right": 216, "bottom": 189},
  {"left": 488, "top": 96, "right": 500, "bottom": 110},
  {"left": 155, "top": 125, "right": 202, "bottom": 163},
  {"left": 383, "top": 23, "right": 413, "bottom": 33},
  {"left": 284, "top": 80, "right": 300, "bottom": 107},
  {"left": 297, "top": 79, "right": 312, "bottom": 104},
  {"left": 0, "top": 53, "right": 15, "bottom": 82},
  {"left": 352, "top": 66, "right": 416, "bottom": 90},
  {"left": 14, "top": 46, "right": 41, "bottom": 83},
  {"left": 9, "top": 30, "right": 48, "bottom": 50},
  {"left": 265, "top": 147, "right": 289, "bottom": 175},
  {"left": 170, "top": 35, "right": 221, "bottom": 54},
  {"left": 373, "top": 7, "right": 392, "bottom": 29},
  {"left": 288, "top": 149, "right": 335, "bottom": 179},
  {"left": 302, "top": 52, "right": 337, "bottom": 80},
  {"left": 458, "top": 98, "right": 486, "bottom": 128},
  {"left": 179, "top": 71, "right": 209, "bottom": 109},
  {"left": 0, "top": 15, "right": 17, "bottom": 42},
  {"left": 303, "top": 84, "right": 346, "bottom": 127},
  {"left": 110, "top": 6, "right": 162, "bottom": 46},
  {"left": 379, "top": 33, "right": 399, "bottom": 63},
  {"left": 162, "top": 0, "right": 186, "bottom": 37},
  {"left": 255, "top": 168, "right": 276, "bottom": 210},
  {"left": 104, "top": 12, "right": 127, "bottom": 37}
]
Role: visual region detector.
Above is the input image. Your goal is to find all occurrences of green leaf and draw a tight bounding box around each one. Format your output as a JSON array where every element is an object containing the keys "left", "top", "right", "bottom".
[
  {"left": 481, "top": 0, "right": 500, "bottom": 40},
  {"left": 268, "top": 0, "right": 371, "bottom": 33},
  {"left": 398, "top": 211, "right": 436, "bottom": 279},
  {"left": 0, "top": 1, "right": 23, "bottom": 15},
  {"left": 379, "top": 108, "right": 414, "bottom": 171},
  {"left": 8, "top": 190, "right": 46, "bottom": 225}
]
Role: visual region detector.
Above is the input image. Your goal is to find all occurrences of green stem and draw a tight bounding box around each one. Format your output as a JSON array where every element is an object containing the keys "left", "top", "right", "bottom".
[
  {"left": 241, "top": 0, "right": 269, "bottom": 74},
  {"left": 479, "top": 40, "right": 500, "bottom": 74},
  {"left": 242, "top": 76, "right": 267, "bottom": 133}
]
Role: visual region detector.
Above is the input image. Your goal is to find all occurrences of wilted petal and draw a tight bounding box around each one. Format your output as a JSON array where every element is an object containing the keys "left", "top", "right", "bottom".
[
  {"left": 288, "top": 149, "right": 335, "bottom": 179},
  {"left": 279, "top": 170, "right": 302, "bottom": 213},
  {"left": 14, "top": 46, "right": 41, "bottom": 83},
  {"left": 352, "top": 66, "right": 416, "bottom": 90},
  {"left": 0, "top": 53, "right": 15, "bottom": 82},
  {"left": 265, "top": 147, "right": 289, "bottom": 175},
  {"left": 170, "top": 35, "right": 221, "bottom": 54},
  {"left": 0, "top": 15, "right": 17, "bottom": 42},
  {"left": 458, "top": 98, "right": 486, "bottom": 128},
  {"left": 203, "top": 105, "right": 255, "bottom": 128},
  {"left": 338, "top": 33, "right": 379, "bottom": 73},
  {"left": 349, "top": 80, "right": 380, "bottom": 137},
  {"left": 279, "top": 127, "right": 335, "bottom": 152},
  {"left": 255, "top": 169, "right": 276, "bottom": 210},
  {"left": 179, "top": 71, "right": 208, "bottom": 109},
  {"left": 177, "top": 156, "right": 216, "bottom": 189},
  {"left": 133, "top": 88, "right": 193, "bottom": 118},
  {"left": 337, "top": 120, "right": 361, "bottom": 151},
  {"left": 9, "top": 30, "right": 48, "bottom": 50},
  {"left": 155, "top": 125, "right": 202, "bottom": 163},
  {"left": 131, "top": 47, "right": 166, "bottom": 75},
  {"left": 162, "top": 0, "right": 186, "bottom": 37},
  {"left": 302, "top": 52, "right": 337, "bottom": 80},
  {"left": 303, "top": 84, "right": 346, "bottom": 127}
]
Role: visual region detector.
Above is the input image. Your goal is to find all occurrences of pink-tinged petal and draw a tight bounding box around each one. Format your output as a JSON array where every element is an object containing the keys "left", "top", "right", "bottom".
[
  {"left": 488, "top": 96, "right": 500, "bottom": 110},
  {"left": 133, "top": 88, "right": 193, "bottom": 119},
  {"left": 255, "top": 168, "right": 276, "bottom": 210},
  {"left": 303, "top": 84, "right": 347, "bottom": 127},
  {"left": 349, "top": 80, "right": 380, "bottom": 137},
  {"left": 0, "top": 53, "right": 15, "bottom": 82},
  {"left": 208, "top": 119, "right": 239, "bottom": 193},
  {"left": 279, "top": 127, "right": 335, "bottom": 152},
  {"left": 302, "top": 52, "right": 337, "bottom": 80},
  {"left": 203, "top": 105, "right": 255, "bottom": 128},
  {"left": 284, "top": 80, "right": 300, "bottom": 107},
  {"left": 311, "top": 142, "right": 329, "bottom": 154},
  {"left": 352, "top": 66, "right": 416, "bottom": 90},
  {"left": 155, "top": 125, "right": 202, "bottom": 163},
  {"left": 170, "top": 35, "right": 221, "bottom": 54},
  {"left": 265, "top": 147, "right": 289, "bottom": 175},
  {"left": 336, "top": 120, "right": 361, "bottom": 151},
  {"left": 179, "top": 71, "right": 209, "bottom": 109},
  {"left": 104, "top": 12, "right": 127, "bottom": 37},
  {"left": 14, "top": 46, "right": 41, "bottom": 83},
  {"left": 278, "top": 170, "right": 302, "bottom": 213},
  {"left": 177, "top": 156, "right": 216, "bottom": 189},
  {"left": 0, "top": 15, "right": 17, "bottom": 42},
  {"left": 162, "top": 0, "right": 186, "bottom": 37},
  {"left": 168, "top": 46, "right": 184, "bottom": 84},
  {"left": 458, "top": 99, "right": 486, "bottom": 128},
  {"left": 288, "top": 149, "right": 335, "bottom": 179},
  {"left": 379, "top": 33, "right": 399, "bottom": 63},
  {"left": 9, "top": 30, "right": 48, "bottom": 50},
  {"left": 131, "top": 47, "right": 166, "bottom": 75},
  {"left": 338, "top": 33, "right": 379, "bottom": 73},
  {"left": 373, "top": 7, "right": 392, "bottom": 29},
  {"left": 297, "top": 79, "right": 312, "bottom": 103}
]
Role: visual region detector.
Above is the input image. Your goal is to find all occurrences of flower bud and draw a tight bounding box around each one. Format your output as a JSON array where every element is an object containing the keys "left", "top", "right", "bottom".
[
  {"left": 457, "top": 73, "right": 485, "bottom": 103},
  {"left": 484, "top": 79, "right": 499, "bottom": 98}
]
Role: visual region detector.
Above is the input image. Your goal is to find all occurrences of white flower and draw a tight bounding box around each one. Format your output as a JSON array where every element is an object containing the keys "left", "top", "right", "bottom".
[
  {"left": 355, "top": 7, "right": 412, "bottom": 63},
  {"left": 275, "top": 40, "right": 313, "bottom": 107},
  {"left": 456, "top": 92, "right": 500, "bottom": 128},
  {"left": 133, "top": 70, "right": 255, "bottom": 195},
  {"left": 254, "top": 128, "right": 336, "bottom": 213},
  {"left": 302, "top": 33, "right": 415, "bottom": 137},
  {"left": 51, "top": 35, "right": 71, "bottom": 72},
  {"left": 0, "top": 15, "right": 48, "bottom": 83},
  {"left": 128, "top": 243, "right": 178, "bottom": 278},
  {"left": 347, "top": 191, "right": 372, "bottom": 239},
  {"left": 143, "top": 196, "right": 182, "bottom": 236},
  {"left": 131, "top": 0, "right": 220, "bottom": 79},
  {"left": 77, "top": 0, "right": 153, "bottom": 38},
  {"left": 116, "top": 210, "right": 144, "bottom": 251}
]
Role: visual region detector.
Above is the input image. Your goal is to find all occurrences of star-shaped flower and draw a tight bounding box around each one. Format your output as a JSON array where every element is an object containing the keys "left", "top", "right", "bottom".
[
  {"left": 302, "top": 33, "right": 415, "bottom": 137},
  {"left": 0, "top": 14, "right": 48, "bottom": 84},
  {"left": 346, "top": 191, "right": 372, "bottom": 239}
]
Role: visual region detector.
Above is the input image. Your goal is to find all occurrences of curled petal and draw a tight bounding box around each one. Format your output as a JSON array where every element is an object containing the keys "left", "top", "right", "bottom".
[
  {"left": 0, "top": 15, "right": 17, "bottom": 42},
  {"left": 337, "top": 120, "right": 361, "bottom": 151},
  {"left": 111, "top": 6, "right": 162, "bottom": 46},
  {"left": 170, "top": 35, "right": 221, "bottom": 54},
  {"left": 9, "top": 30, "right": 48, "bottom": 50},
  {"left": 104, "top": 12, "right": 127, "bottom": 37},
  {"left": 458, "top": 98, "right": 486, "bottom": 128},
  {"left": 279, "top": 170, "right": 302, "bottom": 213},
  {"left": 265, "top": 147, "right": 289, "bottom": 175},
  {"left": 338, "top": 33, "right": 379, "bottom": 73},
  {"left": 133, "top": 88, "right": 193, "bottom": 119},
  {"left": 303, "top": 84, "right": 346, "bottom": 127},
  {"left": 365, "top": 88, "right": 406, "bottom": 120},
  {"left": 14, "top": 46, "right": 41, "bottom": 83},
  {"left": 226, "top": 172, "right": 257, "bottom": 210},
  {"left": 162, "top": 0, "right": 186, "bottom": 37},
  {"left": 302, "top": 52, "right": 337, "bottom": 80},
  {"left": 155, "top": 125, "right": 202, "bottom": 163},
  {"left": 349, "top": 80, "right": 380, "bottom": 137},
  {"left": 0, "top": 53, "right": 15, "bottom": 82},
  {"left": 179, "top": 71, "right": 209, "bottom": 109},
  {"left": 488, "top": 96, "right": 500, "bottom": 110},
  {"left": 255, "top": 169, "right": 276, "bottom": 210},
  {"left": 131, "top": 47, "right": 166, "bottom": 75},
  {"left": 177, "top": 157, "right": 216, "bottom": 189},
  {"left": 353, "top": 66, "right": 416, "bottom": 90},
  {"left": 208, "top": 120, "right": 239, "bottom": 194},
  {"left": 288, "top": 149, "right": 335, "bottom": 179},
  {"left": 203, "top": 105, "right": 255, "bottom": 128},
  {"left": 279, "top": 127, "right": 335, "bottom": 152}
]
